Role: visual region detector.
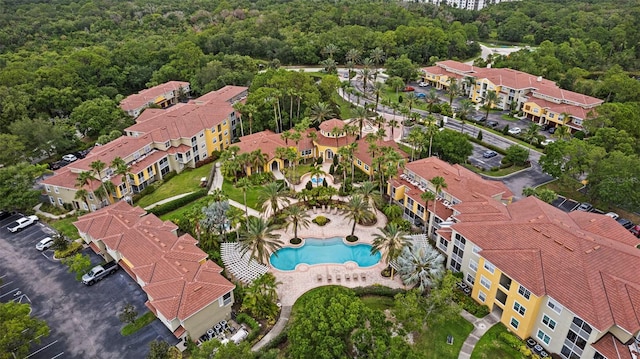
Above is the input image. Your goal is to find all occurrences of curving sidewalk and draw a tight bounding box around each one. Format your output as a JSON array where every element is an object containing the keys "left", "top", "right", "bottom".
[{"left": 457, "top": 310, "right": 500, "bottom": 359}]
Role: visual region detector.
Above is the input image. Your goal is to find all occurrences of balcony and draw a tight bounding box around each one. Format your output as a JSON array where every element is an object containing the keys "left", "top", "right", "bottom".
[
  {"left": 499, "top": 274, "right": 512, "bottom": 291},
  {"left": 495, "top": 289, "right": 507, "bottom": 306}
]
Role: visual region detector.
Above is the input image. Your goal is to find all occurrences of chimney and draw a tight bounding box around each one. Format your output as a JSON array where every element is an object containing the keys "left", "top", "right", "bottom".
[{"left": 537, "top": 76, "right": 542, "bottom": 82}]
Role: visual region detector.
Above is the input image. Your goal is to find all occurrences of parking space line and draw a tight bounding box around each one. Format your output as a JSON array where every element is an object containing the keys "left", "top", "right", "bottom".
[
  {"left": 26, "top": 340, "right": 58, "bottom": 358},
  {"left": 0, "top": 280, "right": 14, "bottom": 288},
  {"left": 0, "top": 288, "right": 20, "bottom": 298},
  {"left": 51, "top": 352, "right": 65, "bottom": 359}
]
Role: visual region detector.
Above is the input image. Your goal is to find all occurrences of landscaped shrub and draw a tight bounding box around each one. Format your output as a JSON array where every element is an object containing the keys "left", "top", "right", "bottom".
[
  {"left": 312, "top": 216, "right": 329, "bottom": 226},
  {"left": 195, "top": 156, "right": 216, "bottom": 168},
  {"left": 305, "top": 181, "right": 313, "bottom": 190},
  {"left": 453, "top": 290, "right": 490, "bottom": 318},
  {"left": 249, "top": 172, "right": 275, "bottom": 185},
  {"left": 477, "top": 130, "right": 483, "bottom": 141},
  {"left": 352, "top": 285, "right": 405, "bottom": 297},
  {"left": 332, "top": 155, "right": 339, "bottom": 166},
  {"left": 573, "top": 130, "right": 585, "bottom": 140},
  {"left": 322, "top": 178, "right": 328, "bottom": 187},
  {"left": 329, "top": 164, "right": 335, "bottom": 175},
  {"left": 236, "top": 313, "right": 261, "bottom": 342},
  {"left": 147, "top": 189, "right": 208, "bottom": 216},
  {"left": 502, "top": 125, "right": 510, "bottom": 135},
  {"left": 315, "top": 157, "right": 323, "bottom": 165},
  {"left": 54, "top": 241, "right": 83, "bottom": 258},
  {"left": 161, "top": 171, "right": 177, "bottom": 182}
]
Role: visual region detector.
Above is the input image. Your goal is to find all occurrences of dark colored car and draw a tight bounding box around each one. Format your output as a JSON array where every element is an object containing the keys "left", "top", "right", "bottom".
[
  {"left": 483, "top": 150, "right": 498, "bottom": 158},
  {"left": 0, "top": 211, "right": 12, "bottom": 220},
  {"left": 630, "top": 225, "right": 640, "bottom": 238},
  {"left": 576, "top": 202, "right": 593, "bottom": 212},
  {"left": 548, "top": 127, "right": 556, "bottom": 134},
  {"left": 487, "top": 120, "right": 499, "bottom": 128},
  {"left": 616, "top": 218, "right": 635, "bottom": 230},
  {"left": 472, "top": 115, "right": 485, "bottom": 123}
]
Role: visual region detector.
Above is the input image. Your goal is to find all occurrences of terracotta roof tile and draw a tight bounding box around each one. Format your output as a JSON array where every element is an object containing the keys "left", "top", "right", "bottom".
[
  {"left": 73, "top": 203, "right": 235, "bottom": 323},
  {"left": 353, "top": 137, "right": 408, "bottom": 167},
  {"left": 318, "top": 118, "right": 345, "bottom": 132},
  {"left": 120, "top": 81, "right": 189, "bottom": 112},
  {"left": 452, "top": 196, "right": 640, "bottom": 333},
  {"left": 591, "top": 333, "right": 633, "bottom": 359},
  {"left": 235, "top": 129, "right": 315, "bottom": 161}
]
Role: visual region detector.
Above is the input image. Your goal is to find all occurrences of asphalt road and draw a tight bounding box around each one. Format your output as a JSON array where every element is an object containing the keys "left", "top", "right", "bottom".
[{"left": 0, "top": 214, "right": 178, "bottom": 359}]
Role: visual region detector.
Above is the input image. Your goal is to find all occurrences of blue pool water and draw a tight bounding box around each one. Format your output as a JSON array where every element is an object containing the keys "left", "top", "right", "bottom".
[
  {"left": 311, "top": 177, "right": 324, "bottom": 184},
  {"left": 270, "top": 237, "right": 381, "bottom": 271}
]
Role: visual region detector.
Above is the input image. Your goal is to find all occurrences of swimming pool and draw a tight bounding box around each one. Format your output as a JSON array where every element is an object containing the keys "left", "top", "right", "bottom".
[{"left": 270, "top": 237, "right": 381, "bottom": 271}]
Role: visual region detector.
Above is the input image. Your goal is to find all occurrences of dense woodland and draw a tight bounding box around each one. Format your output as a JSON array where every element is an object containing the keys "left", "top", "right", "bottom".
[{"left": 1, "top": 0, "right": 640, "bottom": 210}]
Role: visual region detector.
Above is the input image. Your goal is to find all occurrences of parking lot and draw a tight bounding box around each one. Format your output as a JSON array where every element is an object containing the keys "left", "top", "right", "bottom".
[
  {"left": 0, "top": 214, "right": 178, "bottom": 359},
  {"left": 468, "top": 142, "right": 503, "bottom": 170}
]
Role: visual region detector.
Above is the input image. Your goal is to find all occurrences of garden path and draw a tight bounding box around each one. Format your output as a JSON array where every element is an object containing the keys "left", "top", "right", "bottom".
[{"left": 457, "top": 310, "right": 501, "bottom": 359}]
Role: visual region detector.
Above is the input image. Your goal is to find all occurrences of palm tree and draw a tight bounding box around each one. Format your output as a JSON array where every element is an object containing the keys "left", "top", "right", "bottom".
[
  {"left": 307, "top": 131, "right": 319, "bottom": 161},
  {"left": 360, "top": 66, "right": 372, "bottom": 94},
  {"left": 524, "top": 123, "right": 542, "bottom": 145},
  {"left": 75, "top": 171, "right": 97, "bottom": 210},
  {"left": 319, "top": 58, "right": 338, "bottom": 74},
  {"left": 310, "top": 102, "right": 335, "bottom": 126},
  {"left": 369, "top": 47, "right": 385, "bottom": 79},
  {"left": 250, "top": 149, "right": 268, "bottom": 174},
  {"left": 309, "top": 165, "right": 325, "bottom": 187},
  {"left": 457, "top": 99, "right": 474, "bottom": 134},
  {"left": 111, "top": 156, "right": 130, "bottom": 202},
  {"left": 371, "top": 223, "right": 409, "bottom": 280},
  {"left": 258, "top": 182, "right": 290, "bottom": 217},
  {"left": 482, "top": 90, "right": 499, "bottom": 121},
  {"left": 553, "top": 125, "right": 571, "bottom": 141},
  {"left": 446, "top": 78, "right": 460, "bottom": 107},
  {"left": 356, "top": 181, "right": 381, "bottom": 213},
  {"left": 406, "top": 127, "right": 424, "bottom": 161},
  {"left": 236, "top": 177, "right": 251, "bottom": 226},
  {"left": 430, "top": 176, "right": 448, "bottom": 215},
  {"left": 345, "top": 48, "right": 361, "bottom": 84},
  {"left": 425, "top": 115, "right": 439, "bottom": 157},
  {"left": 396, "top": 242, "right": 445, "bottom": 292},
  {"left": 344, "top": 194, "right": 375, "bottom": 239},
  {"left": 372, "top": 81, "right": 385, "bottom": 110},
  {"left": 425, "top": 89, "right": 440, "bottom": 113},
  {"left": 239, "top": 217, "right": 283, "bottom": 265},
  {"left": 330, "top": 125, "right": 343, "bottom": 148},
  {"left": 90, "top": 160, "right": 106, "bottom": 181},
  {"left": 462, "top": 76, "right": 476, "bottom": 96},
  {"left": 283, "top": 205, "right": 311, "bottom": 240},
  {"left": 388, "top": 118, "right": 399, "bottom": 140},
  {"left": 352, "top": 106, "right": 368, "bottom": 139},
  {"left": 321, "top": 43, "right": 339, "bottom": 60},
  {"left": 420, "top": 191, "right": 436, "bottom": 233},
  {"left": 241, "top": 272, "right": 282, "bottom": 321},
  {"left": 232, "top": 102, "right": 246, "bottom": 137},
  {"left": 405, "top": 92, "right": 417, "bottom": 116},
  {"left": 74, "top": 189, "right": 90, "bottom": 211}
]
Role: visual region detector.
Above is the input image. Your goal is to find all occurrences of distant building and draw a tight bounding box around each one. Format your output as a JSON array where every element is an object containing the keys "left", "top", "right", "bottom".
[
  {"left": 74, "top": 201, "right": 235, "bottom": 341},
  {"left": 42, "top": 86, "right": 247, "bottom": 211},
  {"left": 120, "top": 81, "right": 191, "bottom": 119},
  {"left": 409, "top": 0, "right": 519, "bottom": 11}
]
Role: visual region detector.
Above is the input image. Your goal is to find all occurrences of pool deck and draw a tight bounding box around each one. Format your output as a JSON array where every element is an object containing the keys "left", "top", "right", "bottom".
[{"left": 269, "top": 207, "right": 406, "bottom": 306}]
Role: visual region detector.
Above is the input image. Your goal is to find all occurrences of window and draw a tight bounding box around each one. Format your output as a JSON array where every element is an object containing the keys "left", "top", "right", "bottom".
[
  {"left": 561, "top": 317, "right": 592, "bottom": 359},
  {"left": 88, "top": 193, "right": 94, "bottom": 200},
  {"left": 542, "top": 315, "right": 556, "bottom": 330},
  {"left": 466, "top": 273, "right": 475, "bottom": 285},
  {"left": 469, "top": 259, "right": 478, "bottom": 272},
  {"left": 54, "top": 186, "right": 59, "bottom": 194},
  {"left": 91, "top": 204, "right": 97, "bottom": 211},
  {"left": 472, "top": 245, "right": 480, "bottom": 254},
  {"left": 58, "top": 198, "right": 63, "bottom": 205},
  {"left": 510, "top": 317, "right": 519, "bottom": 330},
  {"left": 133, "top": 151, "right": 140, "bottom": 160},
  {"left": 537, "top": 330, "right": 551, "bottom": 345},
  {"left": 82, "top": 202, "right": 88, "bottom": 210},
  {"left": 364, "top": 165, "right": 369, "bottom": 171},
  {"left": 212, "top": 137, "right": 217, "bottom": 143},
  {"left": 483, "top": 261, "right": 495, "bottom": 274},
  {"left": 301, "top": 149, "right": 312, "bottom": 156},
  {"left": 513, "top": 302, "right": 526, "bottom": 316},
  {"left": 49, "top": 196, "right": 55, "bottom": 204},
  {"left": 221, "top": 292, "right": 232, "bottom": 306},
  {"left": 45, "top": 185, "right": 51, "bottom": 192},
  {"left": 478, "top": 291, "right": 486, "bottom": 302},
  {"left": 144, "top": 145, "right": 151, "bottom": 153},
  {"left": 199, "top": 133, "right": 204, "bottom": 137},
  {"left": 224, "top": 130, "right": 228, "bottom": 136},
  {"left": 480, "top": 275, "right": 491, "bottom": 290},
  {"left": 223, "top": 120, "right": 227, "bottom": 126},
  {"left": 165, "top": 141, "right": 170, "bottom": 148},
  {"left": 357, "top": 159, "right": 362, "bottom": 166},
  {"left": 547, "top": 298, "right": 563, "bottom": 314},
  {"left": 518, "top": 285, "right": 531, "bottom": 300}
]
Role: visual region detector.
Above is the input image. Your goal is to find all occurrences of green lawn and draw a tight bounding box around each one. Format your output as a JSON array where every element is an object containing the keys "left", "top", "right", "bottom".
[
  {"left": 470, "top": 323, "right": 527, "bottom": 359},
  {"left": 462, "top": 163, "right": 530, "bottom": 177},
  {"left": 360, "top": 295, "right": 395, "bottom": 311},
  {"left": 159, "top": 196, "right": 212, "bottom": 222},
  {"left": 334, "top": 92, "right": 358, "bottom": 120},
  {"left": 136, "top": 164, "right": 214, "bottom": 208},
  {"left": 413, "top": 314, "right": 474, "bottom": 359},
  {"left": 221, "top": 180, "right": 262, "bottom": 210},
  {"left": 501, "top": 114, "right": 519, "bottom": 122},
  {"left": 48, "top": 216, "right": 80, "bottom": 240},
  {"left": 121, "top": 311, "right": 157, "bottom": 336}
]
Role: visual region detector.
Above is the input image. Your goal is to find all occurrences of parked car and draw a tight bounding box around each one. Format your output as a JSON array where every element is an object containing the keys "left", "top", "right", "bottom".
[
  {"left": 604, "top": 212, "right": 619, "bottom": 220},
  {"left": 487, "top": 120, "right": 499, "bottom": 128},
  {"left": 616, "top": 218, "right": 635, "bottom": 230},
  {"left": 472, "top": 115, "right": 485, "bottom": 123},
  {"left": 402, "top": 86, "right": 415, "bottom": 92},
  {"left": 0, "top": 211, "right": 11, "bottom": 220},
  {"left": 82, "top": 262, "right": 119, "bottom": 286},
  {"left": 541, "top": 139, "right": 555, "bottom": 146},
  {"left": 7, "top": 215, "right": 39, "bottom": 233},
  {"left": 508, "top": 127, "right": 522, "bottom": 135},
  {"left": 50, "top": 160, "right": 70, "bottom": 170},
  {"left": 418, "top": 82, "right": 428, "bottom": 87},
  {"left": 576, "top": 202, "right": 593, "bottom": 212},
  {"left": 630, "top": 225, "right": 640, "bottom": 238},
  {"left": 36, "top": 237, "right": 54, "bottom": 251},
  {"left": 415, "top": 92, "right": 426, "bottom": 99},
  {"left": 483, "top": 150, "right": 498, "bottom": 158},
  {"left": 548, "top": 127, "right": 556, "bottom": 134},
  {"left": 62, "top": 154, "right": 78, "bottom": 162}
]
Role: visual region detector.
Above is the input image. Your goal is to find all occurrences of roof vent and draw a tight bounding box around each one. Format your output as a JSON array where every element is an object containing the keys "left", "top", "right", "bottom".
[
  {"left": 160, "top": 243, "right": 166, "bottom": 247},
  {"left": 193, "top": 286, "right": 202, "bottom": 292},
  {"left": 181, "top": 267, "right": 188, "bottom": 273},
  {"left": 542, "top": 233, "right": 551, "bottom": 238},
  {"left": 585, "top": 249, "right": 593, "bottom": 254},
  {"left": 178, "top": 245, "right": 184, "bottom": 250},
  {"left": 563, "top": 245, "right": 573, "bottom": 252},
  {"left": 174, "top": 261, "right": 180, "bottom": 266},
  {"left": 589, "top": 218, "right": 596, "bottom": 222},
  {"left": 554, "top": 239, "right": 563, "bottom": 245},
  {"left": 532, "top": 227, "right": 541, "bottom": 232},
  {"left": 537, "top": 76, "right": 543, "bottom": 82},
  {"left": 593, "top": 245, "right": 601, "bottom": 250}
]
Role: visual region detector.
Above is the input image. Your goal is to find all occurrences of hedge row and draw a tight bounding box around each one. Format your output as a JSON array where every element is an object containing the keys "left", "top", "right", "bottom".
[
  {"left": 147, "top": 189, "right": 208, "bottom": 216},
  {"left": 54, "top": 241, "right": 83, "bottom": 258},
  {"left": 236, "top": 312, "right": 261, "bottom": 342},
  {"left": 352, "top": 285, "right": 406, "bottom": 298}
]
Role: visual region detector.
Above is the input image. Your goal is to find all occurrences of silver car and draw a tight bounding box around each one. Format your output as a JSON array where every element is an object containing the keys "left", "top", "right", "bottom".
[{"left": 36, "top": 237, "right": 54, "bottom": 251}]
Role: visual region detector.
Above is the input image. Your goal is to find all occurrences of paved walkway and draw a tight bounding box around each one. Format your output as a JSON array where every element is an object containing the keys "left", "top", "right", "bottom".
[
  {"left": 142, "top": 192, "right": 195, "bottom": 210},
  {"left": 458, "top": 311, "right": 500, "bottom": 359},
  {"left": 33, "top": 203, "right": 76, "bottom": 219},
  {"left": 252, "top": 305, "right": 291, "bottom": 351}
]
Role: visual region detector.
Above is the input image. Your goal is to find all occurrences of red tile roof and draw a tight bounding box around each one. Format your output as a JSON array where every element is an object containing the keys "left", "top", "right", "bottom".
[
  {"left": 235, "top": 129, "right": 315, "bottom": 161},
  {"left": 41, "top": 168, "right": 102, "bottom": 191},
  {"left": 452, "top": 196, "right": 640, "bottom": 333},
  {"left": 120, "top": 81, "right": 189, "bottom": 112},
  {"left": 319, "top": 118, "right": 346, "bottom": 132},
  {"left": 73, "top": 202, "right": 234, "bottom": 323},
  {"left": 591, "top": 333, "right": 633, "bottom": 359},
  {"left": 389, "top": 178, "right": 453, "bottom": 221},
  {"left": 353, "top": 137, "right": 408, "bottom": 167},
  {"left": 526, "top": 97, "right": 590, "bottom": 120},
  {"left": 403, "top": 157, "right": 513, "bottom": 202}
]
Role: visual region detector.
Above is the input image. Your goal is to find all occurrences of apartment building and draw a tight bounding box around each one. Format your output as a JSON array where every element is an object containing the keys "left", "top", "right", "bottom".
[
  {"left": 74, "top": 201, "right": 235, "bottom": 340},
  {"left": 422, "top": 60, "right": 603, "bottom": 133},
  {"left": 408, "top": 0, "right": 519, "bottom": 11},
  {"left": 42, "top": 85, "right": 248, "bottom": 211},
  {"left": 120, "top": 81, "right": 190, "bottom": 118},
  {"left": 387, "top": 157, "right": 513, "bottom": 239},
  {"left": 436, "top": 196, "right": 640, "bottom": 359}
]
